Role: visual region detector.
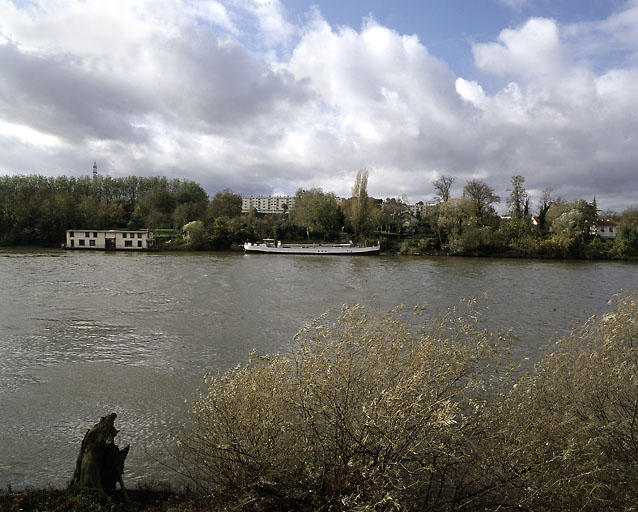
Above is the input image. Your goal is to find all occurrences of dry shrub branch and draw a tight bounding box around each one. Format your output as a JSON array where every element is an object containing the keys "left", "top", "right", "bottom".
[{"left": 175, "top": 295, "right": 638, "bottom": 511}]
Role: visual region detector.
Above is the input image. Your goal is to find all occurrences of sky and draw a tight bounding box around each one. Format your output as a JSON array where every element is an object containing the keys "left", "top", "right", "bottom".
[{"left": 1, "top": 0, "right": 637, "bottom": 212}]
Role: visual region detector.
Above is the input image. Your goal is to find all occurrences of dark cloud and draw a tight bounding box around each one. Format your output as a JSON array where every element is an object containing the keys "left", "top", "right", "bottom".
[{"left": 0, "top": 43, "right": 152, "bottom": 143}]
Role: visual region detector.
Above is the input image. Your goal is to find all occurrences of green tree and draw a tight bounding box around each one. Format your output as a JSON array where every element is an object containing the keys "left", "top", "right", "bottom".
[
  {"left": 208, "top": 189, "right": 242, "bottom": 220},
  {"left": 182, "top": 220, "right": 209, "bottom": 250},
  {"left": 433, "top": 197, "right": 482, "bottom": 254},
  {"left": 613, "top": 207, "right": 638, "bottom": 258},
  {"left": 380, "top": 197, "right": 407, "bottom": 233},
  {"left": 350, "top": 168, "right": 371, "bottom": 241},
  {"left": 131, "top": 178, "right": 176, "bottom": 228},
  {"left": 507, "top": 175, "right": 528, "bottom": 220},
  {"left": 550, "top": 209, "right": 586, "bottom": 257},
  {"left": 172, "top": 181, "right": 209, "bottom": 226},
  {"left": 506, "top": 175, "right": 532, "bottom": 244},
  {"left": 290, "top": 188, "right": 343, "bottom": 239}
]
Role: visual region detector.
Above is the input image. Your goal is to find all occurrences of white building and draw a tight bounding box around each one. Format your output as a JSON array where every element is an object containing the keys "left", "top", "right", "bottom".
[
  {"left": 241, "top": 195, "right": 296, "bottom": 214},
  {"left": 409, "top": 201, "right": 439, "bottom": 216},
  {"left": 65, "top": 230, "right": 154, "bottom": 250},
  {"left": 594, "top": 218, "right": 620, "bottom": 240}
]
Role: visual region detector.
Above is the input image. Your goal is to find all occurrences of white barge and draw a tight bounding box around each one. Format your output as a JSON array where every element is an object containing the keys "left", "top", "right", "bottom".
[{"left": 243, "top": 239, "right": 380, "bottom": 255}]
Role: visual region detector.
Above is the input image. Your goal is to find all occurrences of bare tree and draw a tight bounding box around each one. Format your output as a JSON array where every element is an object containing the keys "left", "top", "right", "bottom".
[
  {"left": 463, "top": 179, "right": 500, "bottom": 225},
  {"left": 507, "top": 175, "right": 528, "bottom": 220},
  {"left": 537, "top": 188, "right": 553, "bottom": 232},
  {"left": 432, "top": 175, "right": 456, "bottom": 202}
]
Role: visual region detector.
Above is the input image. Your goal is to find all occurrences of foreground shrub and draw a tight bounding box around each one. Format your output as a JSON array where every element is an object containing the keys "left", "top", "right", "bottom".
[
  {"left": 176, "top": 295, "right": 638, "bottom": 511},
  {"left": 176, "top": 301, "right": 513, "bottom": 510},
  {"left": 491, "top": 294, "right": 638, "bottom": 511}
]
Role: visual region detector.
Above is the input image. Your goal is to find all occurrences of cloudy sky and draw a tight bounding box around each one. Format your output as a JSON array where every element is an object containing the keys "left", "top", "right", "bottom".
[{"left": 1, "top": 0, "right": 637, "bottom": 212}]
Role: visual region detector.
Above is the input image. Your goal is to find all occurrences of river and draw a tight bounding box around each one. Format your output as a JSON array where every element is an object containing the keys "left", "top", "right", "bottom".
[{"left": 0, "top": 249, "right": 635, "bottom": 489}]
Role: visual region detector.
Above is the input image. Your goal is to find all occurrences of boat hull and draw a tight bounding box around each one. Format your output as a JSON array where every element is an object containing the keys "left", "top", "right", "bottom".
[{"left": 243, "top": 243, "right": 380, "bottom": 255}]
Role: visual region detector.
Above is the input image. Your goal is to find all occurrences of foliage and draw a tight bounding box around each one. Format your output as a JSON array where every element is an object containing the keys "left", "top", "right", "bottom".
[
  {"left": 176, "top": 294, "right": 638, "bottom": 511},
  {"left": 505, "top": 175, "right": 532, "bottom": 245},
  {"left": 182, "top": 221, "right": 209, "bottom": 250},
  {"left": 290, "top": 188, "right": 344, "bottom": 239},
  {"left": 0, "top": 174, "right": 208, "bottom": 245},
  {"left": 378, "top": 197, "right": 408, "bottom": 233},
  {"left": 349, "top": 168, "right": 372, "bottom": 241},
  {"left": 548, "top": 200, "right": 601, "bottom": 258},
  {"left": 176, "top": 299, "right": 514, "bottom": 511},
  {"left": 490, "top": 294, "right": 638, "bottom": 511},
  {"left": 208, "top": 189, "right": 242, "bottom": 220},
  {"left": 432, "top": 197, "right": 482, "bottom": 254},
  {"left": 1, "top": 172, "right": 636, "bottom": 259},
  {"left": 612, "top": 207, "right": 638, "bottom": 258}
]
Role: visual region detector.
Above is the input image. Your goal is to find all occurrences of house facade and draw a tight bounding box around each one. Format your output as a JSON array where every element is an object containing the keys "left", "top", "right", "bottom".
[
  {"left": 65, "top": 230, "right": 154, "bottom": 250},
  {"left": 594, "top": 218, "right": 620, "bottom": 240}
]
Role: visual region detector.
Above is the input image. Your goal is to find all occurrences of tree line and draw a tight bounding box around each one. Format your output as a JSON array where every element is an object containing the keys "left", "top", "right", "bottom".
[
  {"left": 1, "top": 171, "right": 637, "bottom": 258},
  {"left": 0, "top": 169, "right": 378, "bottom": 250},
  {"left": 424, "top": 174, "right": 638, "bottom": 259},
  {"left": 0, "top": 174, "right": 209, "bottom": 246}
]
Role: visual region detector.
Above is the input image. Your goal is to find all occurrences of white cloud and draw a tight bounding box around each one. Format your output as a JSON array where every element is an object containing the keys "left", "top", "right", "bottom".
[
  {"left": 0, "top": 1, "right": 637, "bottom": 211},
  {"left": 472, "top": 18, "right": 566, "bottom": 80},
  {"left": 498, "top": 0, "right": 529, "bottom": 9}
]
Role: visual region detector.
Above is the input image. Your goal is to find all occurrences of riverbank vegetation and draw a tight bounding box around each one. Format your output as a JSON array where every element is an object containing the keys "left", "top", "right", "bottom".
[
  {"left": 2, "top": 294, "right": 637, "bottom": 511},
  {"left": 175, "top": 299, "right": 513, "bottom": 511},
  {"left": 1, "top": 172, "right": 637, "bottom": 259},
  {"left": 176, "top": 294, "right": 638, "bottom": 511}
]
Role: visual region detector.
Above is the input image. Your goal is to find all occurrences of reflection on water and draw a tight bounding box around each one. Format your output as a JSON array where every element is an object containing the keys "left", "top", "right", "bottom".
[{"left": 0, "top": 249, "right": 635, "bottom": 488}]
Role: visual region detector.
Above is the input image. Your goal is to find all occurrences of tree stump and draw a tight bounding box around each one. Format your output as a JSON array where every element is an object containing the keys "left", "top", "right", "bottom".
[{"left": 68, "top": 413, "right": 130, "bottom": 499}]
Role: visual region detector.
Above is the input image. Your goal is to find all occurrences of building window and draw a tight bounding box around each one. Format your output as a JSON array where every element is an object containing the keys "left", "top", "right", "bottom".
[
  {"left": 138, "top": 240, "right": 142, "bottom": 247},
  {"left": 122, "top": 233, "right": 127, "bottom": 238},
  {"left": 89, "top": 239, "right": 96, "bottom": 247},
  {"left": 79, "top": 239, "right": 85, "bottom": 246},
  {"left": 601, "top": 227, "right": 605, "bottom": 233},
  {"left": 610, "top": 227, "right": 614, "bottom": 233},
  {"left": 85, "top": 232, "right": 89, "bottom": 237},
  {"left": 137, "top": 233, "right": 142, "bottom": 238},
  {"left": 93, "top": 232, "right": 97, "bottom": 237},
  {"left": 69, "top": 232, "right": 74, "bottom": 238},
  {"left": 125, "top": 240, "right": 133, "bottom": 247}
]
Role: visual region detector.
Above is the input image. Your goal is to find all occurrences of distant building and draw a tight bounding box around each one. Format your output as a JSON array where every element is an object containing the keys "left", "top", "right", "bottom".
[
  {"left": 65, "top": 230, "right": 154, "bottom": 250},
  {"left": 410, "top": 201, "right": 439, "bottom": 216},
  {"left": 241, "top": 195, "right": 296, "bottom": 214},
  {"left": 593, "top": 218, "right": 620, "bottom": 240}
]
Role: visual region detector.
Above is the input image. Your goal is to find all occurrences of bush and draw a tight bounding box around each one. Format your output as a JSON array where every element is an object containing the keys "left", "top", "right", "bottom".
[
  {"left": 176, "top": 295, "right": 638, "bottom": 511},
  {"left": 176, "top": 301, "right": 513, "bottom": 510},
  {"left": 491, "top": 294, "right": 638, "bottom": 511}
]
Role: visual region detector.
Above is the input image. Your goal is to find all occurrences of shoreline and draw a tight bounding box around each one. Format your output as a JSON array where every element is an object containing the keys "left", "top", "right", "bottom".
[{"left": 2, "top": 243, "right": 636, "bottom": 262}]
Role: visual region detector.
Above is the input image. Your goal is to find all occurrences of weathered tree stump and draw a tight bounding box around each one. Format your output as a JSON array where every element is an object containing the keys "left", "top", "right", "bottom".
[{"left": 68, "top": 413, "right": 130, "bottom": 499}]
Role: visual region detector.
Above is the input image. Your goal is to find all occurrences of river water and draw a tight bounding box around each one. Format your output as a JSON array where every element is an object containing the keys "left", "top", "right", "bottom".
[{"left": 0, "top": 249, "right": 636, "bottom": 489}]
